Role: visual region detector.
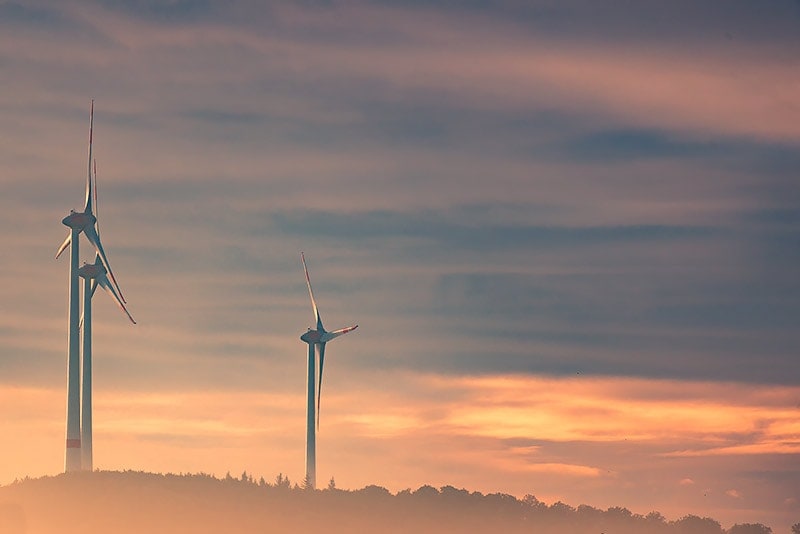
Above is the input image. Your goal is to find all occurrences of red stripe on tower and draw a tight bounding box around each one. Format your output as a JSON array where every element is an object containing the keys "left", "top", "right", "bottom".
[{"left": 66, "top": 439, "right": 81, "bottom": 448}]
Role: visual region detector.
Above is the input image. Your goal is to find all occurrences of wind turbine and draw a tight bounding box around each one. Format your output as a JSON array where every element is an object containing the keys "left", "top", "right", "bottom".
[
  {"left": 55, "top": 101, "right": 126, "bottom": 472},
  {"left": 56, "top": 102, "right": 125, "bottom": 300},
  {"left": 78, "top": 160, "right": 136, "bottom": 471},
  {"left": 299, "top": 253, "right": 358, "bottom": 489}
]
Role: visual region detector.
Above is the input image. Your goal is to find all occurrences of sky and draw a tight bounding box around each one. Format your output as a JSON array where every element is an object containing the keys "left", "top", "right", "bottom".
[{"left": 1, "top": 0, "right": 799, "bottom": 530}]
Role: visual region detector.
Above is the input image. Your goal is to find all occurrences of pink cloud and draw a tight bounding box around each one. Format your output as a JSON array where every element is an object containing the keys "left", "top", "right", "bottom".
[{"left": 5, "top": 2, "right": 796, "bottom": 145}]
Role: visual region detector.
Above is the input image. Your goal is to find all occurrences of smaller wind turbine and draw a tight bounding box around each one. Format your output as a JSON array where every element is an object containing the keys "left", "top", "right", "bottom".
[
  {"left": 299, "top": 253, "right": 357, "bottom": 489},
  {"left": 77, "top": 161, "right": 136, "bottom": 471}
]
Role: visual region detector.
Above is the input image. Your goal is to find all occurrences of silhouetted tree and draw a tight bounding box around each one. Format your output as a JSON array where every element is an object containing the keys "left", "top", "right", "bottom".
[
  {"left": 412, "top": 485, "right": 439, "bottom": 498},
  {"left": 645, "top": 511, "right": 669, "bottom": 533},
  {"left": 274, "top": 473, "right": 291, "bottom": 489},
  {"left": 549, "top": 501, "right": 576, "bottom": 516},
  {"left": 523, "top": 494, "right": 542, "bottom": 508},
  {"left": 439, "top": 485, "right": 470, "bottom": 505},
  {"left": 673, "top": 514, "right": 724, "bottom": 534},
  {"left": 792, "top": 523, "right": 800, "bottom": 534},
  {"left": 576, "top": 504, "right": 602, "bottom": 521},
  {"left": 327, "top": 477, "right": 336, "bottom": 490},
  {"left": 728, "top": 524, "right": 772, "bottom": 534},
  {"left": 359, "top": 485, "right": 391, "bottom": 497},
  {"left": 607, "top": 506, "right": 634, "bottom": 519}
]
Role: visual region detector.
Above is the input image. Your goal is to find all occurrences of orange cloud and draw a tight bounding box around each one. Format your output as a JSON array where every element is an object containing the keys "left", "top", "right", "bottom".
[
  {"left": 432, "top": 375, "right": 800, "bottom": 454},
  {"left": 512, "top": 462, "right": 605, "bottom": 478}
]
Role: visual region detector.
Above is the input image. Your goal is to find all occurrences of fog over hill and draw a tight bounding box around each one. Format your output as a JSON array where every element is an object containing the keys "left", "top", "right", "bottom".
[{"left": 0, "top": 471, "right": 786, "bottom": 534}]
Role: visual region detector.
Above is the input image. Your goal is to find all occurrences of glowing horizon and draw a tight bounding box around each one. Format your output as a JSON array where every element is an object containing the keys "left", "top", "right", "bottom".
[{"left": 2, "top": 372, "right": 798, "bottom": 527}]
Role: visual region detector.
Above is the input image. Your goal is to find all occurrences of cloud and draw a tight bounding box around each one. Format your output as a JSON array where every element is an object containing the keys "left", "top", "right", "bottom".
[
  {"left": 5, "top": 1, "right": 800, "bottom": 144},
  {"left": 269, "top": 209, "right": 715, "bottom": 249},
  {"left": 512, "top": 462, "right": 605, "bottom": 478},
  {"left": 664, "top": 443, "right": 800, "bottom": 458},
  {"left": 438, "top": 375, "right": 800, "bottom": 448}
]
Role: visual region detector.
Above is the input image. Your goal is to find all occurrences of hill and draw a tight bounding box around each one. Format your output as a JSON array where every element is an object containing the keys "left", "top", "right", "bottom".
[{"left": 0, "top": 471, "right": 779, "bottom": 534}]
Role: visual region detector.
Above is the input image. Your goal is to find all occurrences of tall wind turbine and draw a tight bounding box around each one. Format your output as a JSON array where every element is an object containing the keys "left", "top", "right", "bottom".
[
  {"left": 55, "top": 101, "right": 125, "bottom": 472},
  {"left": 78, "top": 161, "right": 136, "bottom": 471},
  {"left": 299, "top": 253, "right": 358, "bottom": 489}
]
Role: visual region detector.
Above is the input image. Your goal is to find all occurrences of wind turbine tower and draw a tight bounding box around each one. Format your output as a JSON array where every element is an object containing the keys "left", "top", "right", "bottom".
[
  {"left": 61, "top": 208, "right": 82, "bottom": 472},
  {"left": 79, "top": 262, "right": 95, "bottom": 470},
  {"left": 299, "top": 253, "right": 358, "bottom": 489},
  {"left": 77, "top": 162, "right": 136, "bottom": 470},
  {"left": 78, "top": 254, "right": 134, "bottom": 470}
]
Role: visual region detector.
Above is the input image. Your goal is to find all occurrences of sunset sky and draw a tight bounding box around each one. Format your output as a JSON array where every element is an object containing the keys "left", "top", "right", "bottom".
[{"left": 1, "top": 0, "right": 799, "bottom": 530}]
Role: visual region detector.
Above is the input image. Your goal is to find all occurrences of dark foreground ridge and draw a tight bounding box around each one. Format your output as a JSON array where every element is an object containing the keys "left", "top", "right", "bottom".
[{"left": 0, "top": 471, "right": 782, "bottom": 534}]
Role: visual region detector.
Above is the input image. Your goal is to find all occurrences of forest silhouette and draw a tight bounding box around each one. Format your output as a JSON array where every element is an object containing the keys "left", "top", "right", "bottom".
[{"left": 0, "top": 470, "right": 786, "bottom": 534}]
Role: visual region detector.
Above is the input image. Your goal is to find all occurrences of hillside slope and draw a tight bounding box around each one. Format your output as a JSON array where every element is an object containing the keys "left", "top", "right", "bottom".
[{"left": 0, "top": 471, "right": 775, "bottom": 534}]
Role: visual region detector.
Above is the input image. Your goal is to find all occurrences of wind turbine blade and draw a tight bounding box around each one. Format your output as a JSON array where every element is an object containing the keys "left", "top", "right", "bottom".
[
  {"left": 97, "top": 275, "right": 136, "bottom": 324},
  {"left": 93, "top": 158, "right": 99, "bottom": 235},
  {"left": 83, "top": 224, "right": 126, "bottom": 303},
  {"left": 301, "top": 252, "right": 323, "bottom": 331},
  {"left": 317, "top": 343, "right": 325, "bottom": 430},
  {"left": 84, "top": 100, "right": 94, "bottom": 214},
  {"left": 55, "top": 233, "right": 72, "bottom": 259},
  {"left": 321, "top": 324, "right": 358, "bottom": 343}
]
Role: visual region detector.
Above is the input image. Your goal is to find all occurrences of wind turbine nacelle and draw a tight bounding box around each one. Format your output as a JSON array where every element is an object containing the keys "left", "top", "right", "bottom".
[
  {"left": 62, "top": 210, "right": 95, "bottom": 230},
  {"left": 301, "top": 330, "right": 322, "bottom": 343},
  {"left": 78, "top": 263, "right": 106, "bottom": 279}
]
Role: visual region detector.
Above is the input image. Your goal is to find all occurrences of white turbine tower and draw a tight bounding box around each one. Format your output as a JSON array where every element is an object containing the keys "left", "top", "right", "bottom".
[
  {"left": 78, "top": 161, "right": 136, "bottom": 471},
  {"left": 299, "top": 253, "right": 358, "bottom": 489},
  {"left": 55, "top": 101, "right": 126, "bottom": 472}
]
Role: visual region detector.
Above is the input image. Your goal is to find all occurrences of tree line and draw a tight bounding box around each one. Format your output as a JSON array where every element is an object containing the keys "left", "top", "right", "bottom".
[{"left": 0, "top": 470, "right": 791, "bottom": 533}]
